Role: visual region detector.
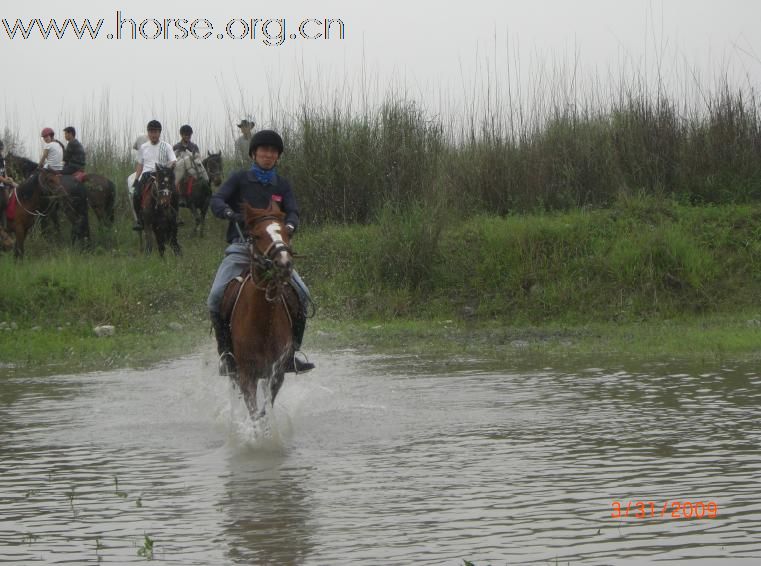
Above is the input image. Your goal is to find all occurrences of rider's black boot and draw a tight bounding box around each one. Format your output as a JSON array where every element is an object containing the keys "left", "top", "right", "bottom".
[
  {"left": 284, "top": 313, "right": 315, "bottom": 373},
  {"left": 132, "top": 189, "right": 143, "bottom": 231},
  {"left": 210, "top": 311, "right": 236, "bottom": 376}
]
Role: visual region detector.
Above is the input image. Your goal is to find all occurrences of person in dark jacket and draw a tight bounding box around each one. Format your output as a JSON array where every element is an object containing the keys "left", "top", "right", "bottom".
[
  {"left": 173, "top": 124, "right": 200, "bottom": 156},
  {"left": 62, "top": 126, "right": 86, "bottom": 175},
  {"left": 207, "top": 129, "right": 314, "bottom": 374}
]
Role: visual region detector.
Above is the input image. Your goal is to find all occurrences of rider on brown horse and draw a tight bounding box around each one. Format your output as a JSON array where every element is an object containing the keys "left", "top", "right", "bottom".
[
  {"left": 132, "top": 120, "right": 177, "bottom": 231},
  {"left": 207, "top": 129, "right": 315, "bottom": 375}
]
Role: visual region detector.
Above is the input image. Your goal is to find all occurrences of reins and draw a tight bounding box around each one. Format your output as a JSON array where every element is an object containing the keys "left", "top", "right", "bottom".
[
  {"left": 235, "top": 215, "right": 294, "bottom": 302},
  {"left": 12, "top": 171, "right": 64, "bottom": 217}
]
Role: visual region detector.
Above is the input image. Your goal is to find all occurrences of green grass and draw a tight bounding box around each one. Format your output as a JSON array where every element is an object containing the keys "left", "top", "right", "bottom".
[{"left": 4, "top": 196, "right": 761, "bottom": 371}]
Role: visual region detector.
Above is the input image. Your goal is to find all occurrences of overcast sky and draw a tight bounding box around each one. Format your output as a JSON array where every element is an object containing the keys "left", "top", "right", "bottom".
[{"left": 2, "top": 0, "right": 760, "bottom": 154}]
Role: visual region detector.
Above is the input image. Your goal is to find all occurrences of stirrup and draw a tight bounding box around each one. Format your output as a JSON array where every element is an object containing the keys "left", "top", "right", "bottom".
[
  {"left": 218, "top": 352, "right": 237, "bottom": 377},
  {"left": 285, "top": 352, "right": 315, "bottom": 374},
  {"left": 132, "top": 221, "right": 143, "bottom": 231}
]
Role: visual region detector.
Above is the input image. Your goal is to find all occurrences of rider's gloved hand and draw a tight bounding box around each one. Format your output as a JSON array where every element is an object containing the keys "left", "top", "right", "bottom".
[{"left": 225, "top": 208, "right": 244, "bottom": 224}]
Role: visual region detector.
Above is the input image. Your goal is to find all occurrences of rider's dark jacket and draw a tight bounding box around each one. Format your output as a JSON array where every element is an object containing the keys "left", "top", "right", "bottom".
[
  {"left": 210, "top": 168, "right": 300, "bottom": 243},
  {"left": 63, "top": 139, "right": 86, "bottom": 171}
]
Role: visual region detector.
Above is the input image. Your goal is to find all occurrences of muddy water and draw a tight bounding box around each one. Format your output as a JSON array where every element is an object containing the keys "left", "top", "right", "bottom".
[{"left": 1, "top": 351, "right": 760, "bottom": 564}]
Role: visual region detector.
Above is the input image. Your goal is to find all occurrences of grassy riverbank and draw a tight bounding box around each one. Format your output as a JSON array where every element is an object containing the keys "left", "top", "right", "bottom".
[{"left": 2, "top": 194, "right": 761, "bottom": 371}]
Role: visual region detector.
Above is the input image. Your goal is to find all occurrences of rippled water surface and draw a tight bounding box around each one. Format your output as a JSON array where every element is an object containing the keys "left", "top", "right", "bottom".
[{"left": 1, "top": 350, "right": 760, "bottom": 564}]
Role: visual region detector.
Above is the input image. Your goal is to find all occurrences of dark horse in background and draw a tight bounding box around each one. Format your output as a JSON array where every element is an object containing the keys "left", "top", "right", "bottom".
[
  {"left": 76, "top": 171, "right": 115, "bottom": 226},
  {"left": 4, "top": 169, "right": 89, "bottom": 258},
  {"left": 137, "top": 164, "right": 181, "bottom": 257},
  {"left": 5, "top": 152, "right": 115, "bottom": 228},
  {"left": 220, "top": 200, "right": 299, "bottom": 419},
  {"left": 203, "top": 151, "right": 223, "bottom": 188}
]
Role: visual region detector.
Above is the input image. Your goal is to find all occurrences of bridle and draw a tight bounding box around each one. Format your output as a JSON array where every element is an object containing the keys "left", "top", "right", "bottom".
[
  {"left": 149, "top": 169, "right": 174, "bottom": 208},
  {"left": 246, "top": 214, "right": 293, "bottom": 300}
]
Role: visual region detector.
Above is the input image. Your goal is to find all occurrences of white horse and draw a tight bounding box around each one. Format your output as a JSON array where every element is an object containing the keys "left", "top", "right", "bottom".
[{"left": 175, "top": 150, "right": 209, "bottom": 186}]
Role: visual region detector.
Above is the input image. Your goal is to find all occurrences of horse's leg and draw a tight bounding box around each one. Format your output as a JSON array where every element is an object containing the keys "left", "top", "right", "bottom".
[
  {"left": 142, "top": 216, "right": 153, "bottom": 255},
  {"left": 13, "top": 211, "right": 33, "bottom": 259},
  {"left": 144, "top": 228, "right": 152, "bottom": 255},
  {"left": 171, "top": 234, "right": 181, "bottom": 256},
  {"left": 62, "top": 187, "right": 90, "bottom": 247},
  {"left": 85, "top": 184, "right": 104, "bottom": 226},
  {"left": 270, "top": 369, "right": 286, "bottom": 404},
  {"left": 169, "top": 211, "right": 181, "bottom": 256},
  {"left": 189, "top": 199, "right": 200, "bottom": 237},
  {"left": 246, "top": 377, "right": 263, "bottom": 418},
  {"left": 41, "top": 205, "right": 61, "bottom": 242},
  {"left": 155, "top": 224, "right": 166, "bottom": 258},
  {"left": 200, "top": 196, "right": 210, "bottom": 237}
]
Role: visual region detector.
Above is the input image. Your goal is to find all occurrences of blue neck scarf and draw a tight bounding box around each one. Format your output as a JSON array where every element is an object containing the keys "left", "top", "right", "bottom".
[{"left": 251, "top": 163, "right": 276, "bottom": 185}]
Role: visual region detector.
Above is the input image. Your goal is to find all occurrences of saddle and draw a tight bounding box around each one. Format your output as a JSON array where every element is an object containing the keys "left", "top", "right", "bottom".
[{"left": 220, "top": 271, "right": 301, "bottom": 326}]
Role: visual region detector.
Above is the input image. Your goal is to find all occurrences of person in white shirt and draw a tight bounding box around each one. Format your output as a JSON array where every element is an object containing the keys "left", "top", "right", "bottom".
[
  {"left": 132, "top": 120, "right": 177, "bottom": 230},
  {"left": 38, "top": 127, "right": 64, "bottom": 171}
]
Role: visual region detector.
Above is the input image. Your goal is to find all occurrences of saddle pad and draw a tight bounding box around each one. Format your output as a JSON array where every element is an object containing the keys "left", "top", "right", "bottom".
[{"left": 5, "top": 191, "right": 17, "bottom": 221}]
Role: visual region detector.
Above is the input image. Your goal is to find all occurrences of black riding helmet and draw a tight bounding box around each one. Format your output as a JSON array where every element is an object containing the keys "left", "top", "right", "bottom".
[
  {"left": 147, "top": 119, "right": 162, "bottom": 131},
  {"left": 249, "top": 130, "right": 284, "bottom": 156},
  {"left": 180, "top": 124, "right": 193, "bottom": 135}
]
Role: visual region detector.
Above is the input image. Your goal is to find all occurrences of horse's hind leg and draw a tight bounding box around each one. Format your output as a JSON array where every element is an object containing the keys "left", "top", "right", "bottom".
[
  {"left": 170, "top": 219, "right": 182, "bottom": 256},
  {"left": 190, "top": 205, "right": 201, "bottom": 237},
  {"left": 156, "top": 230, "right": 166, "bottom": 257}
]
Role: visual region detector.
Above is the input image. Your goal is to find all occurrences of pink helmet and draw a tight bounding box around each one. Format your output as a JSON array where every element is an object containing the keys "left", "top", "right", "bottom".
[{"left": 41, "top": 127, "right": 54, "bottom": 137}]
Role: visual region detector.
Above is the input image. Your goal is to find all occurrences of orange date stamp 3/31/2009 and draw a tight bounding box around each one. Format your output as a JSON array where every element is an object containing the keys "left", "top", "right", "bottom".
[{"left": 611, "top": 501, "right": 719, "bottom": 519}]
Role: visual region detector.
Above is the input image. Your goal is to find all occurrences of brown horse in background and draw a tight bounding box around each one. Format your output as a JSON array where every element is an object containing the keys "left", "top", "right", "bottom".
[
  {"left": 6, "top": 153, "right": 114, "bottom": 228},
  {"left": 81, "top": 173, "right": 116, "bottom": 226},
  {"left": 222, "top": 200, "right": 296, "bottom": 418},
  {"left": 7, "top": 169, "right": 89, "bottom": 258}
]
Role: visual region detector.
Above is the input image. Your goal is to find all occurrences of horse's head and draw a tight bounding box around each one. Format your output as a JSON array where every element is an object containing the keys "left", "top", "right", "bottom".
[
  {"left": 153, "top": 164, "right": 175, "bottom": 207},
  {"left": 203, "top": 152, "right": 223, "bottom": 187},
  {"left": 243, "top": 200, "right": 293, "bottom": 281}
]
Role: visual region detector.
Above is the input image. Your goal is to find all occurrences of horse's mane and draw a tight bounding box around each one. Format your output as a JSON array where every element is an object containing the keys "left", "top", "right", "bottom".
[
  {"left": 175, "top": 151, "right": 208, "bottom": 183},
  {"left": 16, "top": 172, "right": 39, "bottom": 200},
  {"left": 6, "top": 153, "right": 38, "bottom": 178}
]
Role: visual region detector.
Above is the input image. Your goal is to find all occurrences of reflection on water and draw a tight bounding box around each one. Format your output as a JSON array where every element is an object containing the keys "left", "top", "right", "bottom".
[{"left": 1, "top": 351, "right": 760, "bottom": 564}]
